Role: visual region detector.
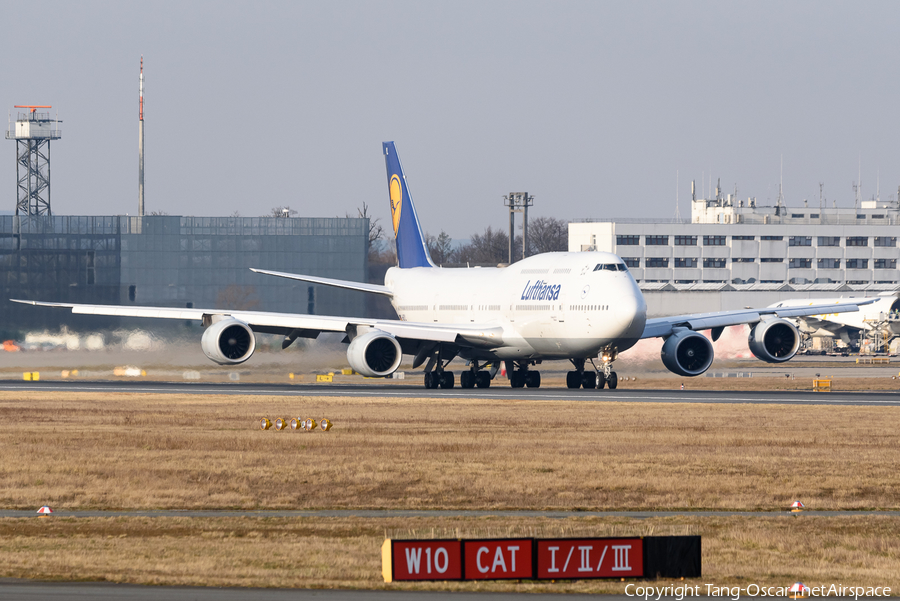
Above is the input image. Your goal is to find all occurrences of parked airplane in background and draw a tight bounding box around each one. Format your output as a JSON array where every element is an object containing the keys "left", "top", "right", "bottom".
[
  {"left": 771, "top": 294, "right": 900, "bottom": 351},
  {"left": 14, "top": 143, "right": 874, "bottom": 389}
]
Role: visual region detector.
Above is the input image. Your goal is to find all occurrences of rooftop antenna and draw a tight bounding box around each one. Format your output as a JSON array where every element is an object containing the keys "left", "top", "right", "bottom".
[
  {"left": 819, "top": 182, "right": 824, "bottom": 210},
  {"left": 673, "top": 170, "right": 682, "bottom": 221},
  {"left": 138, "top": 55, "right": 145, "bottom": 217},
  {"left": 775, "top": 154, "right": 785, "bottom": 214},
  {"left": 855, "top": 153, "right": 861, "bottom": 209}
]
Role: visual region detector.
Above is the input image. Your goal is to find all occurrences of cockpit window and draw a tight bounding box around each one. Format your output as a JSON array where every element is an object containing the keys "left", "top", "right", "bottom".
[{"left": 594, "top": 263, "right": 627, "bottom": 272}]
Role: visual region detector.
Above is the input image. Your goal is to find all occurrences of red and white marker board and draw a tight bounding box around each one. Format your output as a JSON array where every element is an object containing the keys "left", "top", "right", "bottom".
[
  {"left": 382, "top": 539, "right": 462, "bottom": 582},
  {"left": 535, "top": 538, "right": 643, "bottom": 579},
  {"left": 463, "top": 539, "right": 533, "bottom": 580}
]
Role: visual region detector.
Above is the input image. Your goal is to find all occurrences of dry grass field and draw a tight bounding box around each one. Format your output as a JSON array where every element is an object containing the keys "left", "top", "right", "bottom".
[
  {"left": 0, "top": 515, "right": 897, "bottom": 590},
  {"left": 0, "top": 391, "right": 898, "bottom": 510},
  {"left": 1, "top": 390, "right": 899, "bottom": 590}
]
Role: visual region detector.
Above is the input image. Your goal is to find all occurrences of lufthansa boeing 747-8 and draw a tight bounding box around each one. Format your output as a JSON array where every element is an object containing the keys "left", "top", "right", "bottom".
[{"left": 14, "top": 143, "right": 872, "bottom": 390}]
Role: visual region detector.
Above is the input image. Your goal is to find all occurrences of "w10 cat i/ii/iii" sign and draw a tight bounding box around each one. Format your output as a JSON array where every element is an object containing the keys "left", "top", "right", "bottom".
[{"left": 381, "top": 535, "right": 700, "bottom": 582}]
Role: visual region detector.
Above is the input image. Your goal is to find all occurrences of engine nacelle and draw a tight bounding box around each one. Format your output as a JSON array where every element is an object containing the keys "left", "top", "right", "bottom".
[
  {"left": 201, "top": 318, "right": 256, "bottom": 365},
  {"left": 347, "top": 329, "right": 402, "bottom": 377},
  {"left": 661, "top": 329, "right": 714, "bottom": 377},
  {"left": 748, "top": 318, "right": 800, "bottom": 363}
]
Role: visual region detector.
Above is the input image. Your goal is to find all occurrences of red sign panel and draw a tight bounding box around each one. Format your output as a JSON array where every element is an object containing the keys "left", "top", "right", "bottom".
[
  {"left": 463, "top": 539, "right": 533, "bottom": 580},
  {"left": 391, "top": 540, "right": 462, "bottom": 580},
  {"left": 536, "top": 538, "right": 643, "bottom": 579}
]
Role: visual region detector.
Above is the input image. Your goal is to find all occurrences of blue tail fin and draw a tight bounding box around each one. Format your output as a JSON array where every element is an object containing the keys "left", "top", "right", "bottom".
[{"left": 383, "top": 141, "right": 434, "bottom": 268}]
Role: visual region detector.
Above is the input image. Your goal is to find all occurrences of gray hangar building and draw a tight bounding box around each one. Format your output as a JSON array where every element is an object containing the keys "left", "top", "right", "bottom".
[{"left": 0, "top": 214, "right": 370, "bottom": 334}]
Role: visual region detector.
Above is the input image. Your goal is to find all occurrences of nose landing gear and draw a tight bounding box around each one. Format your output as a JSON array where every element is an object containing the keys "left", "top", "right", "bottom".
[{"left": 567, "top": 354, "right": 619, "bottom": 390}]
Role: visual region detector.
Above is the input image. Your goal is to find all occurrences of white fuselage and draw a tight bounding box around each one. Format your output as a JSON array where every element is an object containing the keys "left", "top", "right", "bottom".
[{"left": 384, "top": 252, "right": 647, "bottom": 360}]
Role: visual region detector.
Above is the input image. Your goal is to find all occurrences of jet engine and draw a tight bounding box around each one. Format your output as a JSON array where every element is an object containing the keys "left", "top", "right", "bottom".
[
  {"left": 660, "top": 329, "right": 714, "bottom": 377},
  {"left": 748, "top": 318, "right": 800, "bottom": 363},
  {"left": 200, "top": 318, "right": 256, "bottom": 365},
  {"left": 346, "top": 329, "right": 402, "bottom": 377}
]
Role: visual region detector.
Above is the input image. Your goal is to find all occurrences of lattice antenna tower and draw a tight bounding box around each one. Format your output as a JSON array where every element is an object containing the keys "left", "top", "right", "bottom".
[{"left": 6, "top": 105, "right": 62, "bottom": 215}]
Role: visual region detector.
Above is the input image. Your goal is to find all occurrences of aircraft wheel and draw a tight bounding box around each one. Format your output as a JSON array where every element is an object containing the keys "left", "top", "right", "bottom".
[
  {"left": 597, "top": 373, "right": 607, "bottom": 389},
  {"left": 475, "top": 371, "right": 491, "bottom": 388},
  {"left": 510, "top": 371, "right": 526, "bottom": 388},
  {"left": 581, "top": 371, "right": 596, "bottom": 389},
  {"left": 566, "top": 371, "right": 581, "bottom": 388},
  {"left": 607, "top": 372, "right": 618, "bottom": 389},
  {"left": 440, "top": 372, "right": 455, "bottom": 389},
  {"left": 460, "top": 371, "right": 475, "bottom": 388},
  {"left": 424, "top": 372, "right": 439, "bottom": 389},
  {"left": 525, "top": 371, "right": 541, "bottom": 388}
]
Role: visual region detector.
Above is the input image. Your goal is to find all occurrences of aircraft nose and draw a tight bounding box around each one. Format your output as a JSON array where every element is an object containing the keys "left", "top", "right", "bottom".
[{"left": 614, "top": 289, "right": 646, "bottom": 337}]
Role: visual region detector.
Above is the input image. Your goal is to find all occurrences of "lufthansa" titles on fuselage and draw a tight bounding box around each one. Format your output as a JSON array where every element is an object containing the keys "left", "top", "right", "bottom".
[{"left": 521, "top": 279, "right": 561, "bottom": 301}]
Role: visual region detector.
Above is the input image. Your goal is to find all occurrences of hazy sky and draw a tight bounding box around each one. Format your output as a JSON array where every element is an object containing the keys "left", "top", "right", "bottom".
[{"left": 2, "top": 1, "right": 899, "bottom": 240}]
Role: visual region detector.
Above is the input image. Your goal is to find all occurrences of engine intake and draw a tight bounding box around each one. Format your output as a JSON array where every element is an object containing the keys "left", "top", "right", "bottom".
[
  {"left": 661, "top": 329, "right": 714, "bottom": 377},
  {"left": 347, "top": 329, "right": 402, "bottom": 377},
  {"left": 201, "top": 318, "right": 256, "bottom": 365},
  {"left": 748, "top": 318, "right": 800, "bottom": 363}
]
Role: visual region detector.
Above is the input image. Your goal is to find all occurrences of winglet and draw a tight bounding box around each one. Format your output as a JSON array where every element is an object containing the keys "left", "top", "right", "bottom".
[{"left": 383, "top": 142, "right": 434, "bottom": 268}]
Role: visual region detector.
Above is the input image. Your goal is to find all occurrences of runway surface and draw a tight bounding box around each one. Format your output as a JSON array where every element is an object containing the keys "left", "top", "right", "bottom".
[
  {"left": 0, "top": 582, "right": 619, "bottom": 601},
  {"left": 1, "top": 379, "right": 900, "bottom": 406},
  {"left": 0, "top": 582, "right": 878, "bottom": 601}
]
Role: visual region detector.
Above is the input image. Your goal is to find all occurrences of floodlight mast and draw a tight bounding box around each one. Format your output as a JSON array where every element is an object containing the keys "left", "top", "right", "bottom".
[
  {"left": 503, "top": 192, "right": 534, "bottom": 263},
  {"left": 6, "top": 105, "right": 61, "bottom": 216}
]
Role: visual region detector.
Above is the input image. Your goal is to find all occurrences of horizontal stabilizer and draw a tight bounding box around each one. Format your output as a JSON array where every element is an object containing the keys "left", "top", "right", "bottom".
[{"left": 250, "top": 269, "right": 393, "bottom": 297}]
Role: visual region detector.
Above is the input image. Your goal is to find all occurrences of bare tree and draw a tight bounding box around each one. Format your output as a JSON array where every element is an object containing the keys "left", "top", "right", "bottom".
[
  {"left": 526, "top": 216, "right": 568, "bottom": 255},
  {"left": 270, "top": 206, "right": 298, "bottom": 218},
  {"left": 456, "top": 226, "right": 516, "bottom": 265},
  {"left": 352, "top": 202, "right": 385, "bottom": 250},
  {"left": 425, "top": 230, "right": 454, "bottom": 264}
]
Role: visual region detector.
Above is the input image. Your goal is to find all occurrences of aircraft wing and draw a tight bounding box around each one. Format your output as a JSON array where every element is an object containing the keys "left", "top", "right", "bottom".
[
  {"left": 9, "top": 299, "right": 504, "bottom": 349},
  {"left": 641, "top": 299, "right": 877, "bottom": 339}
]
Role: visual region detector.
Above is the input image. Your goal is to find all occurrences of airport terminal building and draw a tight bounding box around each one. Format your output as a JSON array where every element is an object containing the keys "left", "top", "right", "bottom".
[
  {"left": 0, "top": 214, "right": 369, "bottom": 333},
  {"left": 569, "top": 192, "right": 900, "bottom": 316}
]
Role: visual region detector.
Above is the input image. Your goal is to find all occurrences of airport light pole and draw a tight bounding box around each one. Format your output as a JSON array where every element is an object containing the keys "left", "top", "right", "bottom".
[{"left": 503, "top": 192, "right": 534, "bottom": 264}]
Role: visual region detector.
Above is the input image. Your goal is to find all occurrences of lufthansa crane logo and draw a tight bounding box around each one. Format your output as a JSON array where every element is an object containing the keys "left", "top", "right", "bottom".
[{"left": 389, "top": 174, "right": 403, "bottom": 236}]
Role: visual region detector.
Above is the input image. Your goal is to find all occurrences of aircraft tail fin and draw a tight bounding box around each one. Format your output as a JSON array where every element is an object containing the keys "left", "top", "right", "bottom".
[{"left": 383, "top": 141, "right": 434, "bottom": 268}]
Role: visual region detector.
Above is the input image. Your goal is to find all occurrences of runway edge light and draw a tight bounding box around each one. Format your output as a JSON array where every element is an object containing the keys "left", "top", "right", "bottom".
[
  {"left": 259, "top": 418, "right": 271, "bottom": 430},
  {"left": 320, "top": 419, "right": 332, "bottom": 431}
]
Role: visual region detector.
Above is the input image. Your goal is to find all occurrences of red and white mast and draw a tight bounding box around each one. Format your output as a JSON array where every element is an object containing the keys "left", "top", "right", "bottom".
[{"left": 138, "top": 56, "right": 145, "bottom": 216}]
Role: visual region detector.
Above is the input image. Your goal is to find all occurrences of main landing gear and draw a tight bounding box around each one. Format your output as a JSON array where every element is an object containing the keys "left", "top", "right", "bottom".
[
  {"left": 506, "top": 360, "right": 541, "bottom": 389},
  {"left": 428, "top": 359, "right": 494, "bottom": 389},
  {"left": 565, "top": 354, "right": 619, "bottom": 390}
]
